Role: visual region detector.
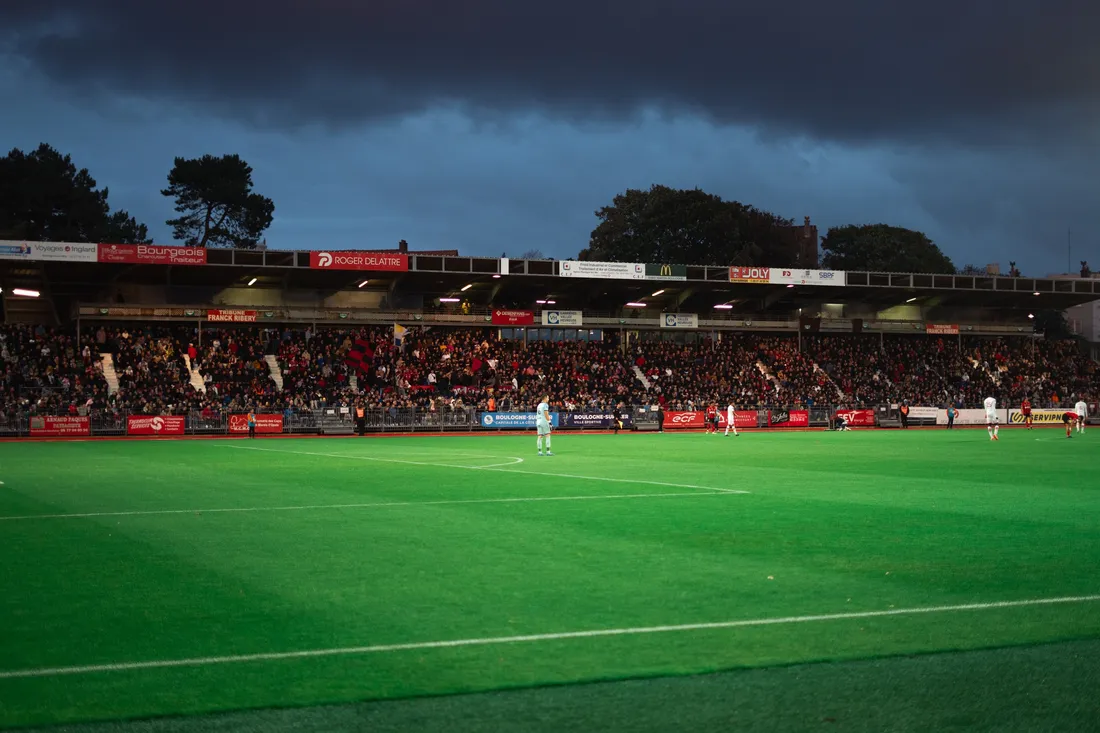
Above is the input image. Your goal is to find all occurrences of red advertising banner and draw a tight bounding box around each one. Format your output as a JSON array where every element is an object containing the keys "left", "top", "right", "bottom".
[
  {"left": 768, "top": 410, "right": 809, "bottom": 427},
  {"left": 29, "top": 416, "right": 90, "bottom": 437},
  {"left": 126, "top": 415, "right": 186, "bottom": 436},
  {"left": 925, "top": 323, "right": 959, "bottom": 335},
  {"left": 836, "top": 409, "right": 876, "bottom": 427},
  {"left": 663, "top": 410, "right": 757, "bottom": 429},
  {"left": 309, "top": 251, "right": 409, "bottom": 271},
  {"left": 228, "top": 414, "right": 284, "bottom": 434},
  {"left": 491, "top": 309, "right": 534, "bottom": 326},
  {"left": 729, "top": 266, "right": 771, "bottom": 284},
  {"left": 207, "top": 310, "right": 258, "bottom": 323},
  {"left": 97, "top": 243, "right": 207, "bottom": 266}
]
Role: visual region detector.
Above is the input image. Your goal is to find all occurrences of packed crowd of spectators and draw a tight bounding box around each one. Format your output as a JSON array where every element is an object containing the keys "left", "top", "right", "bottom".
[
  {"left": 0, "top": 324, "right": 109, "bottom": 421},
  {"left": 0, "top": 324, "right": 1095, "bottom": 420}
]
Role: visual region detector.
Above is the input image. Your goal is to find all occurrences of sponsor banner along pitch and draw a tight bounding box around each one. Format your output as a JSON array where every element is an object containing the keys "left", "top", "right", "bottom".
[
  {"left": 1009, "top": 408, "right": 1069, "bottom": 424},
  {"left": 29, "top": 416, "right": 90, "bottom": 437},
  {"left": 663, "top": 411, "right": 758, "bottom": 429},
  {"left": 938, "top": 408, "right": 1008, "bottom": 425},
  {"left": 479, "top": 412, "right": 560, "bottom": 429},
  {"left": 561, "top": 412, "right": 634, "bottom": 428},
  {"left": 126, "top": 416, "right": 186, "bottom": 436},
  {"left": 228, "top": 414, "right": 284, "bottom": 433},
  {"left": 835, "top": 409, "right": 876, "bottom": 427}
]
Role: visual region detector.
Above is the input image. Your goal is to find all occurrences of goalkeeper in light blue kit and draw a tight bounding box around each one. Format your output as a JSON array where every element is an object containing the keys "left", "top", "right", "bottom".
[{"left": 536, "top": 395, "right": 553, "bottom": 456}]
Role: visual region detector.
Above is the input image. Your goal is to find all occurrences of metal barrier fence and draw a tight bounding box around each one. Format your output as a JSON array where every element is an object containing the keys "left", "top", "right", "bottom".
[{"left": 4, "top": 403, "right": 1095, "bottom": 438}]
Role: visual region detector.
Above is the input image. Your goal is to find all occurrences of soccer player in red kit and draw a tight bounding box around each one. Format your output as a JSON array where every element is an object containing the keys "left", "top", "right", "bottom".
[
  {"left": 705, "top": 403, "right": 718, "bottom": 433},
  {"left": 1063, "top": 411, "right": 1079, "bottom": 438},
  {"left": 1021, "top": 398, "right": 1033, "bottom": 429}
]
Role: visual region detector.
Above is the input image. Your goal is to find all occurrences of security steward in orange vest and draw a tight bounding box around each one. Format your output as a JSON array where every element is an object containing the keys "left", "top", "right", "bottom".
[
  {"left": 900, "top": 403, "right": 910, "bottom": 429},
  {"left": 355, "top": 404, "right": 366, "bottom": 436}
]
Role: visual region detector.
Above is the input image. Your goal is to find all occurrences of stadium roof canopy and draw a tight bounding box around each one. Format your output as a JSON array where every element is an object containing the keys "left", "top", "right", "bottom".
[{"left": 21, "top": 246, "right": 1096, "bottom": 315}]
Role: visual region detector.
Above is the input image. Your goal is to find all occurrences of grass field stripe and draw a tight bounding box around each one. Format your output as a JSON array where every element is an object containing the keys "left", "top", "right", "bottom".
[
  {"left": 219, "top": 445, "right": 749, "bottom": 493},
  {"left": 0, "top": 491, "right": 732, "bottom": 521},
  {"left": 1, "top": 594, "right": 1097, "bottom": 680}
]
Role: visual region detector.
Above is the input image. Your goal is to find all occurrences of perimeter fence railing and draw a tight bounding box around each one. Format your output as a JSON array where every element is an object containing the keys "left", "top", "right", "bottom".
[{"left": 2, "top": 401, "right": 1095, "bottom": 438}]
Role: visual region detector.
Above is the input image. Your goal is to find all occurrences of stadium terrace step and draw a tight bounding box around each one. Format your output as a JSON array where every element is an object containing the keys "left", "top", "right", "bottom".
[
  {"left": 183, "top": 354, "right": 207, "bottom": 394},
  {"left": 632, "top": 365, "right": 651, "bottom": 390},
  {"left": 99, "top": 353, "right": 120, "bottom": 396},
  {"left": 349, "top": 372, "right": 358, "bottom": 391},
  {"left": 264, "top": 354, "right": 284, "bottom": 391}
]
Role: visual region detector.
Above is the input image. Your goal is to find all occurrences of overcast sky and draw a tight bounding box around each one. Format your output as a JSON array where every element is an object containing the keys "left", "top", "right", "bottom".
[{"left": 2, "top": 0, "right": 1097, "bottom": 275}]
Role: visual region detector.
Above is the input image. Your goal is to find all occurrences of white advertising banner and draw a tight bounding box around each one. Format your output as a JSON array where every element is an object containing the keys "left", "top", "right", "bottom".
[
  {"left": 661, "top": 313, "right": 699, "bottom": 329},
  {"left": 559, "top": 260, "right": 644, "bottom": 280},
  {"left": 937, "top": 408, "right": 1007, "bottom": 425},
  {"left": 769, "top": 268, "right": 845, "bottom": 286},
  {"left": 0, "top": 241, "right": 99, "bottom": 262},
  {"left": 907, "top": 406, "right": 940, "bottom": 420},
  {"left": 541, "top": 310, "right": 583, "bottom": 326}
]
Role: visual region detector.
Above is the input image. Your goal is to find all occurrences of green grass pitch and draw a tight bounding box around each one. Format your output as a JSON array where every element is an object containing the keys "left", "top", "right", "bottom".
[{"left": 2, "top": 428, "right": 1099, "bottom": 731}]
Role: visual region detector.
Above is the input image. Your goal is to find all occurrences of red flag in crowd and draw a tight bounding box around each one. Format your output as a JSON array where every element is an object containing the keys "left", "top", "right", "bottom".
[{"left": 345, "top": 337, "right": 375, "bottom": 372}]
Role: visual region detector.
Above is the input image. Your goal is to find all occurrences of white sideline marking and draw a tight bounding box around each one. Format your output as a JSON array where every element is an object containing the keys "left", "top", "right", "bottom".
[
  {"left": 219, "top": 445, "right": 749, "bottom": 494},
  {"left": 0, "top": 491, "right": 729, "bottom": 521},
  {"left": 1, "top": 594, "right": 1097, "bottom": 680}
]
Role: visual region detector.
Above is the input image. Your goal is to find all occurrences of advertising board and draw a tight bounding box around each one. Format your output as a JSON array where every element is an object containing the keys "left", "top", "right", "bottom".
[
  {"left": 97, "top": 243, "right": 207, "bottom": 265},
  {"left": 663, "top": 410, "right": 757, "bottom": 429},
  {"left": 228, "top": 414, "right": 284, "bottom": 433},
  {"left": 29, "top": 416, "right": 90, "bottom": 437},
  {"left": 0, "top": 241, "right": 98, "bottom": 262},
  {"left": 308, "top": 251, "right": 409, "bottom": 271},
  {"left": 479, "top": 412, "right": 560, "bottom": 429},
  {"left": 491, "top": 309, "right": 534, "bottom": 326},
  {"left": 768, "top": 410, "right": 809, "bottom": 427},
  {"left": 126, "top": 415, "right": 186, "bottom": 435},
  {"left": 559, "top": 261, "right": 644, "bottom": 279},
  {"left": 561, "top": 412, "right": 634, "bottom": 428},
  {"left": 768, "top": 269, "right": 844, "bottom": 286},
  {"left": 541, "top": 310, "right": 583, "bottom": 326},
  {"left": 661, "top": 313, "right": 698, "bottom": 329},
  {"left": 729, "top": 266, "right": 771, "bottom": 284},
  {"left": 1008, "top": 408, "right": 1066, "bottom": 424},
  {"left": 835, "top": 409, "right": 876, "bottom": 427}
]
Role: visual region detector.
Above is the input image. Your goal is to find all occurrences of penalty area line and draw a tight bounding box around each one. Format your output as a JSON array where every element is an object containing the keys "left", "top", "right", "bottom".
[
  {"left": 2, "top": 594, "right": 1097, "bottom": 680},
  {"left": 218, "top": 445, "right": 748, "bottom": 494}
]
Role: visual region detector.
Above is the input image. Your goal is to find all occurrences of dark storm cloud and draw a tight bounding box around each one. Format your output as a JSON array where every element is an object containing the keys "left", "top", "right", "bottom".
[{"left": 3, "top": 0, "right": 1098, "bottom": 144}]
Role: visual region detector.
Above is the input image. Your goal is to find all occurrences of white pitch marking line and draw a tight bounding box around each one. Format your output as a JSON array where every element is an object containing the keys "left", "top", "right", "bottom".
[
  {"left": 218, "top": 445, "right": 749, "bottom": 494},
  {"left": 470, "top": 457, "right": 526, "bottom": 468},
  {"left": 0, "top": 491, "right": 729, "bottom": 522},
  {"left": 2, "top": 594, "right": 1097, "bottom": 680}
]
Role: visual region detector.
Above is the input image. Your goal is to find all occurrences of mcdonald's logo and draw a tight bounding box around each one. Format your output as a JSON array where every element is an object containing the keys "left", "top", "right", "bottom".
[{"left": 645, "top": 263, "right": 686, "bottom": 280}]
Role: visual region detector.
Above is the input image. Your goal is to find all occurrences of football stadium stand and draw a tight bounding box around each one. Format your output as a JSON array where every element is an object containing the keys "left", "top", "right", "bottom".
[{"left": 1, "top": 242, "right": 1097, "bottom": 435}]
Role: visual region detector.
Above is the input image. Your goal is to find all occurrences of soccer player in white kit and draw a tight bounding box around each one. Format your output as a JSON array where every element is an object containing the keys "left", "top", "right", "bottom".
[
  {"left": 984, "top": 395, "right": 999, "bottom": 441},
  {"left": 1075, "top": 399, "right": 1088, "bottom": 434},
  {"left": 536, "top": 395, "right": 553, "bottom": 456},
  {"left": 724, "top": 402, "right": 738, "bottom": 436}
]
